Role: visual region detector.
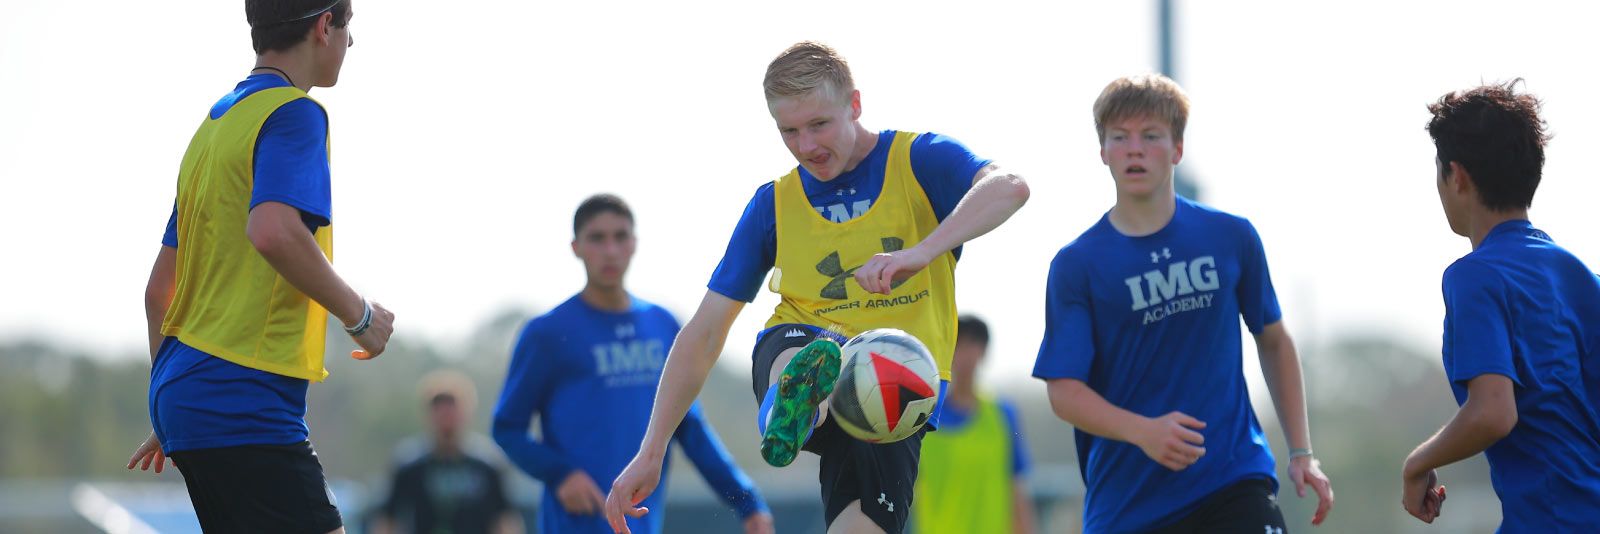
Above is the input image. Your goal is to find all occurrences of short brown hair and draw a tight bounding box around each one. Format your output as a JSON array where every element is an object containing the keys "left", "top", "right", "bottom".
[
  {"left": 573, "top": 193, "right": 634, "bottom": 236},
  {"left": 1427, "top": 80, "right": 1550, "bottom": 212},
  {"left": 763, "top": 41, "right": 855, "bottom": 104},
  {"left": 1093, "top": 74, "right": 1191, "bottom": 144},
  {"left": 245, "top": 0, "right": 350, "bottom": 55},
  {"left": 418, "top": 369, "right": 477, "bottom": 413}
]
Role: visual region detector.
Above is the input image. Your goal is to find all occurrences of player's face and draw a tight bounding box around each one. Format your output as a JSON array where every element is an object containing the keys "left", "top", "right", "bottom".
[
  {"left": 771, "top": 89, "right": 862, "bottom": 181},
  {"left": 1101, "top": 115, "right": 1183, "bottom": 199},
  {"left": 429, "top": 397, "right": 464, "bottom": 438},
  {"left": 952, "top": 340, "right": 984, "bottom": 384},
  {"left": 572, "top": 211, "right": 636, "bottom": 289},
  {"left": 315, "top": 2, "right": 355, "bottom": 87}
]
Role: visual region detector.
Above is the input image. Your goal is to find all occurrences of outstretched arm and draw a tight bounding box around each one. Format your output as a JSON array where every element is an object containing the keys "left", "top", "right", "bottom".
[
  {"left": 606, "top": 290, "right": 745, "bottom": 533},
  {"left": 1256, "top": 321, "right": 1333, "bottom": 526},
  {"left": 857, "top": 164, "right": 1029, "bottom": 294}
]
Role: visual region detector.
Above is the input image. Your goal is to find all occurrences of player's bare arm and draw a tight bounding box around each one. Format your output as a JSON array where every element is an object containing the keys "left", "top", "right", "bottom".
[
  {"left": 606, "top": 290, "right": 744, "bottom": 534},
  {"left": 856, "top": 164, "right": 1029, "bottom": 294},
  {"left": 1045, "top": 377, "right": 1207, "bottom": 471},
  {"left": 1402, "top": 373, "right": 1515, "bottom": 523},
  {"left": 130, "top": 245, "right": 179, "bottom": 474},
  {"left": 1255, "top": 321, "right": 1334, "bottom": 525},
  {"left": 247, "top": 201, "right": 393, "bottom": 357}
]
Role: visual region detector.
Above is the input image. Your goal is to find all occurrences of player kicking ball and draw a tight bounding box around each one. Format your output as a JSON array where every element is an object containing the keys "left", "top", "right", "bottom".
[{"left": 605, "top": 41, "right": 1029, "bottom": 534}]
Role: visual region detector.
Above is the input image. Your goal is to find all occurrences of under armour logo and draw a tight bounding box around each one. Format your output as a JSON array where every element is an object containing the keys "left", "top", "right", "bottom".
[
  {"left": 877, "top": 493, "right": 894, "bottom": 512},
  {"left": 615, "top": 323, "right": 635, "bottom": 338},
  {"left": 816, "top": 237, "right": 906, "bottom": 300},
  {"left": 1149, "top": 247, "right": 1172, "bottom": 264},
  {"left": 1263, "top": 526, "right": 1283, "bottom": 534}
]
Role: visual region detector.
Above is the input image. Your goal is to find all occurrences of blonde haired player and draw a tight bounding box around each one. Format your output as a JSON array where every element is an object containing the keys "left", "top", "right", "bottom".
[{"left": 605, "top": 42, "right": 1028, "bottom": 533}]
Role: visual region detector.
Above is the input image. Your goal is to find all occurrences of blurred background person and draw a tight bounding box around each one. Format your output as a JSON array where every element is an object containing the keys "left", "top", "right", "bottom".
[
  {"left": 374, "top": 370, "right": 522, "bottom": 534},
  {"left": 913, "top": 314, "right": 1036, "bottom": 534}
]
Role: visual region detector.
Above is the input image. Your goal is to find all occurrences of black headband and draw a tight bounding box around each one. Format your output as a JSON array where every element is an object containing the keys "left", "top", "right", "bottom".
[{"left": 251, "top": 0, "right": 341, "bottom": 27}]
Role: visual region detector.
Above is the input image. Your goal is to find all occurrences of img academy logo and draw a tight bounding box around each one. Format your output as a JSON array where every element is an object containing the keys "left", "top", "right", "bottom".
[{"left": 1125, "top": 252, "right": 1219, "bottom": 325}]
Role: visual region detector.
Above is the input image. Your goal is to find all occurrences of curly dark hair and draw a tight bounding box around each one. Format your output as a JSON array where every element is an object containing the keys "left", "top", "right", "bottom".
[{"left": 1426, "top": 80, "right": 1550, "bottom": 211}]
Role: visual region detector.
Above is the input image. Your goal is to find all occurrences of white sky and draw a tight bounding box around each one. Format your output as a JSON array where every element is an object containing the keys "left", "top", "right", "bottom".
[{"left": 3, "top": 0, "right": 1596, "bottom": 388}]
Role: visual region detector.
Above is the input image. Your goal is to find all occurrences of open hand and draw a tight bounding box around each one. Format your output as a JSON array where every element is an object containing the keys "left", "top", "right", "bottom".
[{"left": 1289, "top": 455, "right": 1334, "bottom": 525}]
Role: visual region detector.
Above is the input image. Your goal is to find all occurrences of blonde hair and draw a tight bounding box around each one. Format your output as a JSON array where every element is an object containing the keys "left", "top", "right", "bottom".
[
  {"left": 1093, "top": 73, "right": 1191, "bottom": 143},
  {"left": 763, "top": 41, "right": 855, "bottom": 104},
  {"left": 418, "top": 368, "right": 478, "bottom": 413}
]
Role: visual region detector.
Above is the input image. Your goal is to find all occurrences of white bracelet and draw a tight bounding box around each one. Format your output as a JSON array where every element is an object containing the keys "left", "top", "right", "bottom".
[
  {"left": 344, "top": 297, "right": 372, "bottom": 336},
  {"left": 1289, "top": 448, "right": 1314, "bottom": 459}
]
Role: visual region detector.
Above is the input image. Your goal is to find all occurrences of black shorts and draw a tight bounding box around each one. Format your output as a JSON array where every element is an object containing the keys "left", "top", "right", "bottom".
[
  {"left": 168, "top": 440, "right": 343, "bottom": 534},
  {"left": 752, "top": 324, "right": 922, "bottom": 533},
  {"left": 1151, "top": 477, "right": 1287, "bottom": 534}
]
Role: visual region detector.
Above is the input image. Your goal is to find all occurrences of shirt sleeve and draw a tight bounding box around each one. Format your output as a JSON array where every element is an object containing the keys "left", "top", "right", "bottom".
[
  {"left": 673, "top": 401, "right": 770, "bottom": 518},
  {"left": 1442, "top": 261, "right": 1520, "bottom": 387},
  {"left": 706, "top": 183, "right": 778, "bottom": 303},
  {"left": 999, "top": 400, "right": 1031, "bottom": 476},
  {"left": 1235, "top": 219, "right": 1283, "bottom": 334},
  {"left": 250, "top": 98, "right": 332, "bottom": 228},
  {"left": 908, "top": 133, "right": 992, "bottom": 221},
  {"left": 162, "top": 203, "right": 178, "bottom": 248},
  {"left": 491, "top": 320, "right": 579, "bottom": 485},
  {"left": 1033, "top": 249, "right": 1096, "bottom": 380}
]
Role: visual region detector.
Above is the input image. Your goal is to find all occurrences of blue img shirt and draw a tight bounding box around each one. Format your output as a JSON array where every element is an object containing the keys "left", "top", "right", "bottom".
[
  {"left": 149, "top": 73, "right": 333, "bottom": 454},
  {"left": 1033, "top": 197, "right": 1281, "bottom": 533},
  {"left": 706, "top": 130, "right": 991, "bottom": 303},
  {"left": 492, "top": 295, "right": 768, "bottom": 534},
  {"left": 1440, "top": 220, "right": 1600, "bottom": 533}
]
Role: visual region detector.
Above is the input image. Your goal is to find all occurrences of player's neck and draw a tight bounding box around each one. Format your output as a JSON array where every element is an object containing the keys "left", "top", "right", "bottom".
[
  {"left": 1466, "top": 207, "right": 1530, "bottom": 250},
  {"left": 1108, "top": 188, "right": 1177, "bottom": 237},
  {"left": 432, "top": 436, "right": 463, "bottom": 460},
  {"left": 579, "top": 283, "right": 631, "bottom": 312},
  {"left": 836, "top": 124, "right": 879, "bottom": 177},
  {"left": 253, "top": 52, "right": 315, "bottom": 92},
  {"left": 948, "top": 382, "right": 978, "bottom": 409}
]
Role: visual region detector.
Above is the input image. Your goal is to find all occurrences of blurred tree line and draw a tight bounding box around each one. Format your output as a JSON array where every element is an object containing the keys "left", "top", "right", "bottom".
[{"left": 2, "top": 312, "right": 1501, "bottom": 533}]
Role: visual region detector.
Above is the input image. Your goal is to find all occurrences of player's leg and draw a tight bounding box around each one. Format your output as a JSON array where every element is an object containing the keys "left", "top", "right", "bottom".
[
  {"left": 815, "top": 419, "right": 924, "bottom": 534},
  {"left": 750, "top": 324, "right": 845, "bottom": 467},
  {"left": 167, "top": 441, "right": 344, "bottom": 534}
]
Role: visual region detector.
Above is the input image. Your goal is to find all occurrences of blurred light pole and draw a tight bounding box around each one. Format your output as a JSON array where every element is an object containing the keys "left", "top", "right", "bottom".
[{"left": 1160, "top": 0, "right": 1202, "bottom": 202}]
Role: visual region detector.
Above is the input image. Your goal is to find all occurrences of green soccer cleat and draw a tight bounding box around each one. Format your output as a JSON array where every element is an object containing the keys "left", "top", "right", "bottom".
[{"left": 760, "top": 337, "right": 842, "bottom": 467}]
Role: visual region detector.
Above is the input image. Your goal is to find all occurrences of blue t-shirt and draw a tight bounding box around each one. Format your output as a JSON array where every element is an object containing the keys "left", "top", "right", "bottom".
[
  {"left": 1033, "top": 197, "right": 1281, "bottom": 533},
  {"left": 1440, "top": 220, "right": 1600, "bottom": 532},
  {"left": 706, "top": 130, "right": 991, "bottom": 303},
  {"left": 492, "top": 295, "right": 768, "bottom": 534},
  {"left": 936, "top": 398, "right": 1031, "bottom": 476},
  {"left": 150, "top": 74, "right": 334, "bottom": 454}
]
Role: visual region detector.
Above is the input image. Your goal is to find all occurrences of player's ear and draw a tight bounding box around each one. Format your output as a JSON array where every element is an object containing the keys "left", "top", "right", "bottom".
[
  {"left": 571, "top": 239, "right": 579, "bottom": 258},
  {"left": 1172, "top": 139, "right": 1184, "bottom": 165},
  {"left": 313, "top": 12, "right": 334, "bottom": 47},
  {"left": 1447, "top": 161, "right": 1473, "bottom": 195},
  {"left": 849, "top": 90, "right": 862, "bottom": 121}
]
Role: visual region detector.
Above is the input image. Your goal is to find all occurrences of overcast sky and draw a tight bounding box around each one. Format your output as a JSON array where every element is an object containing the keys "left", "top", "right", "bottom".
[{"left": 3, "top": 0, "right": 1595, "bottom": 388}]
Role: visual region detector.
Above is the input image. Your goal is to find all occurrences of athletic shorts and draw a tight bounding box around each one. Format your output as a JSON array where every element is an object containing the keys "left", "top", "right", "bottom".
[
  {"left": 1151, "top": 477, "right": 1288, "bottom": 534},
  {"left": 752, "top": 323, "right": 923, "bottom": 533},
  {"left": 168, "top": 440, "right": 343, "bottom": 534}
]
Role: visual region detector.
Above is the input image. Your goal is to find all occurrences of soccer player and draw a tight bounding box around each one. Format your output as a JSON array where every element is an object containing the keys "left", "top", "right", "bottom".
[
  {"left": 127, "top": 2, "right": 393, "bottom": 533},
  {"left": 913, "top": 314, "right": 1036, "bottom": 534},
  {"left": 375, "top": 370, "right": 522, "bottom": 534},
  {"left": 492, "top": 194, "right": 774, "bottom": 534},
  {"left": 1400, "top": 81, "right": 1600, "bottom": 529},
  {"left": 1033, "top": 74, "right": 1333, "bottom": 533},
  {"left": 606, "top": 41, "right": 1030, "bottom": 534}
]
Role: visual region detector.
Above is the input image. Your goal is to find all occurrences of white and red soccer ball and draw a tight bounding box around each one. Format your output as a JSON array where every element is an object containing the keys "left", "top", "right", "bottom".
[{"left": 829, "top": 328, "right": 941, "bottom": 443}]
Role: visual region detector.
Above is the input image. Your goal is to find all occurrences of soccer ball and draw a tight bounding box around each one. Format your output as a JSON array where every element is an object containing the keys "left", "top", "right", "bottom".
[{"left": 828, "top": 328, "right": 941, "bottom": 443}]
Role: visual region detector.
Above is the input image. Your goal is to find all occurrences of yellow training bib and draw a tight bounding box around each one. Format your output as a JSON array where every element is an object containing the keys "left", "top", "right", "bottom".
[
  {"left": 766, "top": 131, "right": 957, "bottom": 377},
  {"left": 162, "top": 87, "right": 333, "bottom": 382}
]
